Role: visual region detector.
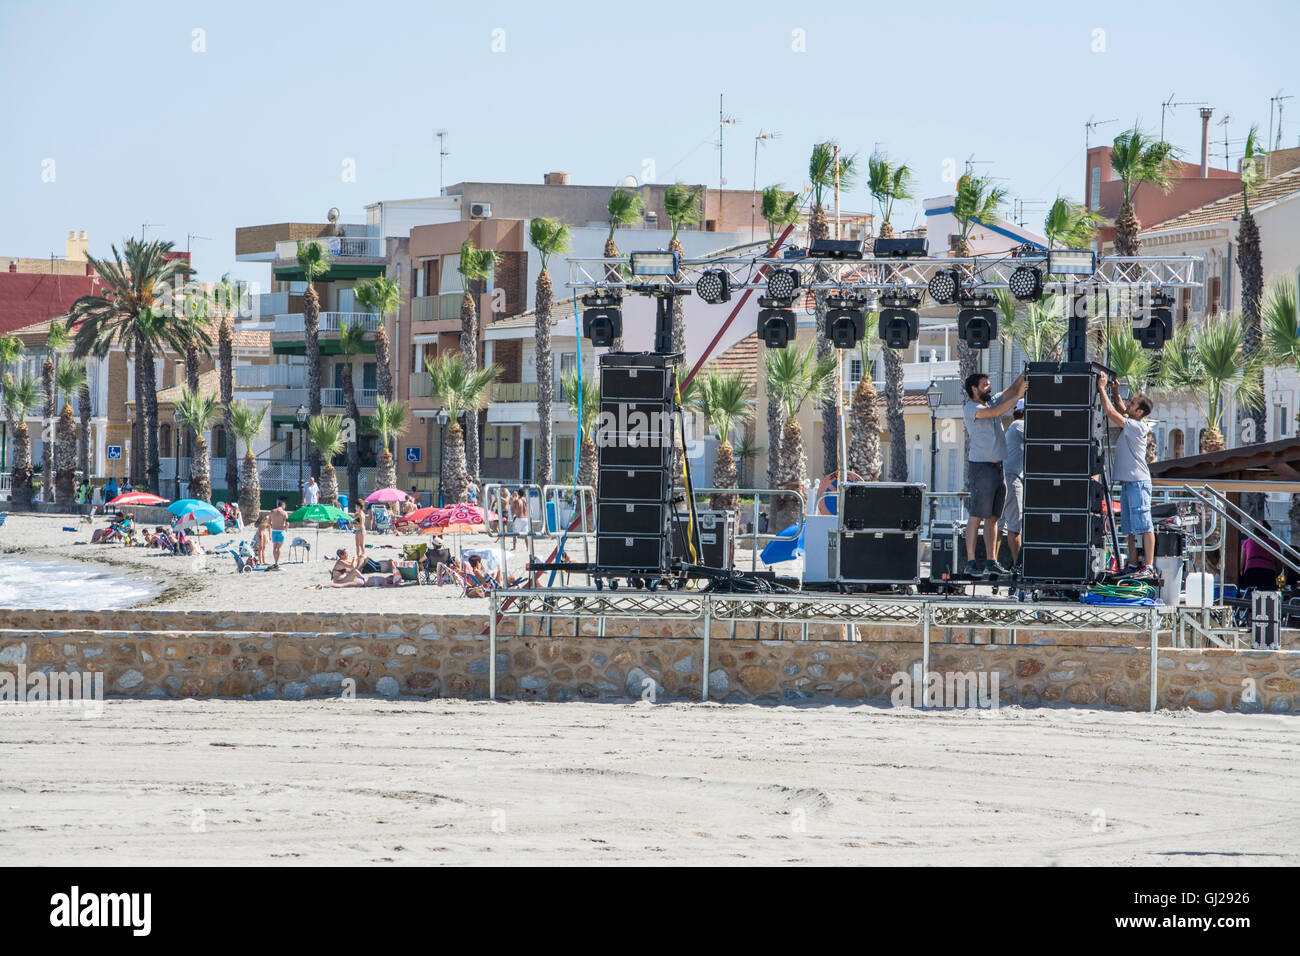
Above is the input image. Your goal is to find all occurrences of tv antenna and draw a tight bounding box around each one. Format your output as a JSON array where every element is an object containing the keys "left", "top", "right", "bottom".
[
  {"left": 717, "top": 93, "right": 739, "bottom": 191},
  {"left": 141, "top": 222, "right": 164, "bottom": 239},
  {"left": 435, "top": 130, "right": 449, "bottom": 195},
  {"left": 1217, "top": 114, "right": 1232, "bottom": 167},
  {"left": 1085, "top": 116, "right": 1118, "bottom": 150},
  {"left": 750, "top": 128, "right": 782, "bottom": 240},
  {"left": 1272, "top": 90, "right": 1295, "bottom": 151},
  {"left": 1160, "top": 93, "right": 1207, "bottom": 141}
]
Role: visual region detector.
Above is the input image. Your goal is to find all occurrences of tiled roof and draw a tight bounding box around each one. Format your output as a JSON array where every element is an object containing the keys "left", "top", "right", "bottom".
[
  {"left": 1147, "top": 165, "right": 1300, "bottom": 231},
  {"left": 231, "top": 330, "right": 270, "bottom": 350},
  {"left": 873, "top": 387, "right": 931, "bottom": 408},
  {"left": 147, "top": 368, "right": 221, "bottom": 406},
  {"left": 702, "top": 333, "right": 758, "bottom": 393},
  {"left": 0, "top": 273, "right": 101, "bottom": 337}
]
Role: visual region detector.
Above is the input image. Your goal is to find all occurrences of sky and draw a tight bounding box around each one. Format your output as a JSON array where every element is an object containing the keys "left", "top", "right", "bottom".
[{"left": 2, "top": 0, "right": 1298, "bottom": 286}]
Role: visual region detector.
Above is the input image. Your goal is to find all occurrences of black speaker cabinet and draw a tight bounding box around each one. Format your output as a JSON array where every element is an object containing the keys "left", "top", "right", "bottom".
[
  {"left": 1023, "top": 439, "right": 1103, "bottom": 477},
  {"left": 671, "top": 510, "right": 734, "bottom": 570},
  {"left": 840, "top": 482, "right": 924, "bottom": 532},
  {"left": 1024, "top": 406, "right": 1104, "bottom": 443},
  {"left": 596, "top": 427, "right": 673, "bottom": 470},
  {"left": 1022, "top": 510, "right": 1106, "bottom": 546},
  {"left": 597, "top": 467, "right": 671, "bottom": 503},
  {"left": 1023, "top": 476, "right": 1103, "bottom": 512},
  {"left": 1025, "top": 361, "right": 1097, "bottom": 408},
  {"left": 598, "top": 501, "right": 669, "bottom": 537},
  {"left": 600, "top": 353, "right": 677, "bottom": 402},
  {"left": 1020, "top": 543, "right": 1105, "bottom": 583},
  {"left": 831, "top": 530, "right": 921, "bottom": 584},
  {"left": 595, "top": 533, "right": 671, "bottom": 572}
]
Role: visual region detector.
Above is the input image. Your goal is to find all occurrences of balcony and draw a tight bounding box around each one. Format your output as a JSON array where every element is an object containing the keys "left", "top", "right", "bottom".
[
  {"left": 409, "top": 373, "right": 433, "bottom": 399},
  {"left": 273, "top": 312, "right": 380, "bottom": 335},
  {"left": 272, "top": 387, "right": 377, "bottom": 409},
  {"left": 274, "top": 236, "right": 385, "bottom": 260},
  {"left": 412, "top": 293, "right": 463, "bottom": 323},
  {"left": 490, "top": 381, "right": 568, "bottom": 403},
  {"left": 235, "top": 365, "right": 307, "bottom": 389}
]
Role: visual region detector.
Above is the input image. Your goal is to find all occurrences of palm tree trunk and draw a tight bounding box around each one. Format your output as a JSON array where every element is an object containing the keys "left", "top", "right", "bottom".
[
  {"left": 305, "top": 282, "right": 322, "bottom": 481},
  {"left": 189, "top": 435, "right": 211, "bottom": 502},
  {"left": 374, "top": 319, "right": 394, "bottom": 402},
  {"left": 220, "top": 316, "right": 237, "bottom": 502},
  {"left": 769, "top": 418, "right": 805, "bottom": 532},
  {"left": 1114, "top": 200, "right": 1141, "bottom": 258},
  {"left": 142, "top": 342, "right": 160, "bottom": 494},
  {"left": 12, "top": 422, "right": 33, "bottom": 506},
  {"left": 1237, "top": 206, "right": 1267, "bottom": 520},
  {"left": 377, "top": 449, "right": 397, "bottom": 492},
  {"left": 459, "top": 291, "right": 480, "bottom": 477},
  {"left": 578, "top": 437, "right": 598, "bottom": 491},
  {"left": 239, "top": 451, "right": 261, "bottom": 524},
  {"left": 442, "top": 422, "right": 469, "bottom": 505},
  {"left": 535, "top": 269, "right": 554, "bottom": 488},
  {"left": 319, "top": 463, "right": 339, "bottom": 507},
  {"left": 41, "top": 355, "right": 54, "bottom": 493},
  {"left": 766, "top": 390, "right": 784, "bottom": 491},
  {"left": 604, "top": 236, "right": 624, "bottom": 351},
  {"left": 183, "top": 344, "right": 199, "bottom": 472},
  {"left": 342, "top": 361, "right": 360, "bottom": 504},
  {"left": 55, "top": 402, "right": 76, "bottom": 503},
  {"left": 710, "top": 441, "right": 738, "bottom": 512},
  {"left": 849, "top": 377, "right": 882, "bottom": 481},
  {"left": 78, "top": 381, "right": 91, "bottom": 478},
  {"left": 883, "top": 348, "right": 907, "bottom": 480},
  {"left": 807, "top": 204, "right": 836, "bottom": 476},
  {"left": 132, "top": 338, "right": 145, "bottom": 485}
]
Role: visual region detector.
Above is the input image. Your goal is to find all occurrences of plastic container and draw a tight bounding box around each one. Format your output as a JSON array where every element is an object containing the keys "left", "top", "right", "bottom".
[
  {"left": 1182, "top": 571, "right": 1215, "bottom": 607},
  {"left": 1154, "top": 556, "right": 1183, "bottom": 607}
]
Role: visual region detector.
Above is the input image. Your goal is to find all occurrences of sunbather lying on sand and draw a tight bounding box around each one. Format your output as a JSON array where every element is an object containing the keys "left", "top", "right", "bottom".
[{"left": 322, "top": 548, "right": 400, "bottom": 588}]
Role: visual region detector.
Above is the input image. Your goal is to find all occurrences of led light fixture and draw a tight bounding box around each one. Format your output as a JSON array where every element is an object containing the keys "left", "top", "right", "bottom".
[
  {"left": 927, "top": 269, "right": 959, "bottom": 305},
  {"left": 1008, "top": 265, "right": 1043, "bottom": 302},
  {"left": 1046, "top": 249, "right": 1097, "bottom": 276},
  {"left": 629, "top": 250, "right": 680, "bottom": 276},
  {"left": 695, "top": 269, "right": 731, "bottom": 304},
  {"left": 766, "top": 267, "right": 801, "bottom": 301}
]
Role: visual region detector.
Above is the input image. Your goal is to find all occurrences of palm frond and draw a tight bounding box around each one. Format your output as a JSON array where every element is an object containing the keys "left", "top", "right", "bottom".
[
  {"left": 663, "top": 183, "right": 704, "bottom": 240},
  {"left": 1262, "top": 276, "right": 1300, "bottom": 367},
  {"left": 425, "top": 352, "right": 500, "bottom": 421},
  {"left": 606, "top": 189, "right": 643, "bottom": 240},
  {"left": 2, "top": 377, "right": 39, "bottom": 418},
  {"left": 228, "top": 401, "right": 268, "bottom": 454},
  {"left": 562, "top": 371, "right": 601, "bottom": 438},
  {"left": 529, "top": 217, "right": 572, "bottom": 270},
  {"left": 177, "top": 387, "right": 219, "bottom": 433},
  {"left": 354, "top": 276, "right": 403, "bottom": 315},
  {"left": 690, "top": 371, "right": 753, "bottom": 441},
  {"left": 306, "top": 413, "right": 345, "bottom": 460},
  {"left": 295, "top": 240, "right": 332, "bottom": 280},
  {"left": 373, "top": 395, "right": 411, "bottom": 448}
]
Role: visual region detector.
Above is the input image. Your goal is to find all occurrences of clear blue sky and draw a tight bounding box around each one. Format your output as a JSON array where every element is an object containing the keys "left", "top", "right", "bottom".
[{"left": 2, "top": 0, "right": 1297, "bottom": 285}]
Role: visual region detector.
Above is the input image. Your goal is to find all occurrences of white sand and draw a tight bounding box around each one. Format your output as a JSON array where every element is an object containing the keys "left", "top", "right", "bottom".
[
  {"left": 0, "top": 512, "right": 577, "bottom": 614},
  {"left": 1, "top": 698, "right": 1295, "bottom": 865}
]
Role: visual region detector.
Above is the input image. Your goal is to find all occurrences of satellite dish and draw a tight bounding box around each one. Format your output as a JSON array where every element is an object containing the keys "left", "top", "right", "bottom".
[
  {"left": 327, "top": 207, "right": 340, "bottom": 223},
  {"left": 618, "top": 175, "right": 639, "bottom": 187}
]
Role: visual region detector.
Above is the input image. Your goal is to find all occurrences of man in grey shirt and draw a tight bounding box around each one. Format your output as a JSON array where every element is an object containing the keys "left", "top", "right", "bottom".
[
  {"left": 1098, "top": 372, "right": 1155, "bottom": 574},
  {"left": 1001, "top": 400, "right": 1026, "bottom": 566},
  {"left": 962, "top": 371, "right": 1027, "bottom": 577}
]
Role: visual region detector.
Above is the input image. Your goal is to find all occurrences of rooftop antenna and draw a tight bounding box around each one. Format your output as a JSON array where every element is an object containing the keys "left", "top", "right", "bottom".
[
  {"left": 717, "top": 93, "right": 739, "bottom": 193},
  {"left": 1160, "top": 93, "right": 1207, "bottom": 141},
  {"left": 750, "top": 128, "right": 781, "bottom": 241},
  {"left": 186, "top": 232, "right": 210, "bottom": 257},
  {"left": 1217, "top": 114, "right": 1231, "bottom": 168},
  {"left": 1085, "top": 116, "right": 1118, "bottom": 151},
  {"left": 435, "top": 130, "right": 448, "bottom": 195},
  {"left": 1273, "top": 91, "right": 1295, "bottom": 151},
  {"left": 141, "top": 222, "right": 164, "bottom": 239}
]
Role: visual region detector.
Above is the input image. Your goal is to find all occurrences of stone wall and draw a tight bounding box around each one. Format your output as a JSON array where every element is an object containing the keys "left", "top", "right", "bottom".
[{"left": 1, "top": 613, "right": 1296, "bottom": 713}]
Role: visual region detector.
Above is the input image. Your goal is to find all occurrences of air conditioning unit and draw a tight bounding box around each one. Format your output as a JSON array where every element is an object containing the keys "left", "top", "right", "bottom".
[{"left": 469, "top": 202, "right": 491, "bottom": 219}]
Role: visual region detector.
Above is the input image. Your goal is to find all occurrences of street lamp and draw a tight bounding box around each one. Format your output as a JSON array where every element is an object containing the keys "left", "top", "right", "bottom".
[
  {"left": 926, "top": 380, "right": 943, "bottom": 535},
  {"left": 172, "top": 406, "right": 183, "bottom": 502},
  {"left": 436, "top": 408, "right": 449, "bottom": 506},
  {"left": 124, "top": 402, "right": 133, "bottom": 489},
  {"left": 296, "top": 403, "right": 308, "bottom": 505}
]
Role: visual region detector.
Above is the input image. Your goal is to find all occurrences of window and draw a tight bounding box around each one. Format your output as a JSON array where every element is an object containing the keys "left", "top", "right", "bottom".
[
  {"left": 159, "top": 424, "right": 172, "bottom": 458},
  {"left": 1089, "top": 167, "right": 1101, "bottom": 210},
  {"left": 849, "top": 357, "right": 863, "bottom": 386},
  {"left": 414, "top": 267, "right": 425, "bottom": 298},
  {"left": 212, "top": 426, "right": 226, "bottom": 458},
  {"left": 1170, "top": 429, "right": 1184, "bottom": 458},
  {"left": 484, "top": 426, "right": 498, "bottom": 459},
  {"left": 1208, "top": 276, "right": 1222, "bottom": 314},
  {"left": 498, "top": 426, "right": 513, "bottom": 459},
  {"left": 556, "top": 435, "right": 576, "bottom": 484},
  {"left": 363, "top": 363, "right": 376, "bottom": 393},
  {"left": 1277, "top": 405, "right": 1290, "bottom": 440}
]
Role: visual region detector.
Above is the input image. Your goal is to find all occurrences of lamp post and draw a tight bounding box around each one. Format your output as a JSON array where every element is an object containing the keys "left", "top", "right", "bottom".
[
  {"left": 436, "top": 408, "right": 449, "bottom": 507},
  {"left": 296, "top": 403, "right": 308, "bottom": 506},
  {"left": 926, "top": 380, "right": 943, "bottom": 536},
  {"left": 124, "top": 402, "right": 134, "bottom": 490},
  {"left": 172, "top": 406, "right": 183, "bottom": 502}
]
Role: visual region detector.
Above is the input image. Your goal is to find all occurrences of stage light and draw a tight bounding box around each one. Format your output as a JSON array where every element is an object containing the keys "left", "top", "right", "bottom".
[
  {"left": 877, "top": 296, "right": 920, "bottom": 350},
  {"left": 873, "top": 236, "right": 928, "bottom": 258},
  {"left": 958, "top": 308, "right": 998, "bottom": 349},
  {"left": 766, "top": 268, "right": 801, "bottom": 301},
  {"left": 583, "top": 307, "right": 623, "bottom": 347},
  {"left": 825, "top": 295, "right": 867, "bottom": 350},
  {"left": 809, "top": 238, "right": 865, "bottom": 260},
  {"left": 758, "top": 303, "right": 797, "bottom": 349},
  {"left": 1008, "top": 265, "right": 1043, "bottom": 302},
  {"left": 928, "top": 269, "right": 959, "bottom": 305},
  {"left": 1047, "top": 249, "right": 1097, "bottom": 276},
  {"left": 1133, "top": 291, "right": 1175, "bottom": 350},
  {"left": 629, "top": 250, "right": 679, "bottom": 276},
  {"left": 695, "top": 269, "right": 731, "bottom": 304}
]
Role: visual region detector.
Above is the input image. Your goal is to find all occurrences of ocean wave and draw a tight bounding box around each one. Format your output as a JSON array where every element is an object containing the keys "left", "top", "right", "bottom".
[{"left": 0, "top": 557, "right": 156, "bottom": 610}]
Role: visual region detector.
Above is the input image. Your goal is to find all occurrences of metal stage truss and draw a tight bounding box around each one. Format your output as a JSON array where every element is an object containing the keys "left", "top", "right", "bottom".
[
  {"left": 486, "top": 588, "right": 1242, "bottom": 712},
  {"left": 565, "top": 254, "right": 1203, "bottom": 296}
]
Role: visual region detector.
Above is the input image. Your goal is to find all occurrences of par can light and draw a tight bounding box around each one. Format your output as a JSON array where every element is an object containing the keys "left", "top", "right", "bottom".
[
  {"left": 1008, "top": 265, "right": 1043, "bottom": 302},
  {"left": 927, "top": 269, "right": 959, "bottom": 305},
  {"left": 766, "top": 267, "right": 801, "bottom": 301},
  {"left": 695, "top": 269, "right": 731, "bottom": 304}
]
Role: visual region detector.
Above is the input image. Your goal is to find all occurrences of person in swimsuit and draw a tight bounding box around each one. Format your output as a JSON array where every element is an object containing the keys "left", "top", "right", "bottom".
[
  {"left": 354, "top": 504, "right": 367, "bottom": 560},
  {"left": 267, "top": 499, "right": 289, "bottom": 568},
  {"left": 326, "top": 548, "right": 399, "bottom": 588}
]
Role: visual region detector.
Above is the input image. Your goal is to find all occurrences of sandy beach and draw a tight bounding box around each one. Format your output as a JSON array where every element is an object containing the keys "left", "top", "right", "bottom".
[
  {"left": 1, "top": 697, "right": 1295, "bottom": 865},
  {"left": 0, "top": 512, "right": 573, "bottom": 614}
]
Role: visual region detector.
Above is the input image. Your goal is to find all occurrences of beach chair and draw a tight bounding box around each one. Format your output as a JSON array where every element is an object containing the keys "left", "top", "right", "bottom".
[
  {"left": 434, "top": 562, "right": 490, "bottom": 598},
  {"left": 334, "top": 516, "right": 354, "bottom": 532},
  {"left": 395, "top": 559, "right": 420, "bottom": 585},
  {"left": 372, "top": 507, "right": 393, "bottom": 534},
  {"left": 288, "top": 537, "right": 311, "bottom": 563},
  {"left": 0, "top": 513, "right": 6, "bottom": 529}
]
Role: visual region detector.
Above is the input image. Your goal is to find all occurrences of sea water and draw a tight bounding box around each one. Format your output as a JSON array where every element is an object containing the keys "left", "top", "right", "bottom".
[{"left": 0, "top": 557, "right": 156, "bottom": 610}]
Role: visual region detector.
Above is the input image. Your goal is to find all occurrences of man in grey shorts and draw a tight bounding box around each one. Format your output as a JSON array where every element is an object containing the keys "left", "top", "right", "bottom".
[
  {"left": 1000, "top": 400, "right": 1026, "bottom": 567},
  {"left": 962, "top": 371, "right": 1027, "bottom": 577}
]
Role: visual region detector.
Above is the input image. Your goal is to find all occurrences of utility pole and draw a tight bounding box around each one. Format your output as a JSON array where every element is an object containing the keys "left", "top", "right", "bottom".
[
  {"left": 435, "top": 130, "right": 448, "bottom": 195},
  {"left": 1218, "top": 114, "right": 1231, "bottom": 168}
]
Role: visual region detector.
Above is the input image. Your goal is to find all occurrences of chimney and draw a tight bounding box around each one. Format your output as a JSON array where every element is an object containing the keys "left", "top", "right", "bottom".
[
  {"left": 543, "top": 171, "right": 571, "bottom": 186},
  {"left": 8, "top": 260, "right": 16, "bottom": 273},
  {"left": 1200, "top": 108, "right": 1214, "bottom": 178},
  {"left": 65, "top": 229, "right": 89, "bottom": 262}
]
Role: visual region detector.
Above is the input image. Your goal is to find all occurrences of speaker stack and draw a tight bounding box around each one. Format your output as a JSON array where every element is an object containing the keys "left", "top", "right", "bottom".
[
  {"left": 1020, "top": 361, "right": 1109, "bottom": 584},
  {"left": 828, "top": 482, "right": 924, "bottom": 589},
  {"left": 593, "top": 352, "right": 681, "bottom": 585}
]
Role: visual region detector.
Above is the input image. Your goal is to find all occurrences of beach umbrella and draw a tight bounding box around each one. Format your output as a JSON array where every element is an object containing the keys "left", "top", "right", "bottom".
[
  {"left": 173, "top": 510, "right": 224, "bottom": 535},
  {"left": 288, "top": 503, "right": 348, "bottom": 524},
  {"left": 108, "top": 491, "right": 167, "bottom": 506},
  {"left": 419, "top": 503, "right": 496, "bottom": 533},
  {"left": 365, "top": 487, "right": 408, "bottom": 504},
  {"left": 167, "top": 499, "right": 222, "bottom": 520},
  {"left": 759, "top": 523, "right": 805, "bottom": 566},
  {"left": 407, "top": 505, "right": 440, "bottom": 526}
]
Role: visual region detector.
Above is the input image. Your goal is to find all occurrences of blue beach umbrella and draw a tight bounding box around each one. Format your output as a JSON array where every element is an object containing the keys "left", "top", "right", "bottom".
[{"left": 167, "top": 499, "right": 222, "bottom": 519}]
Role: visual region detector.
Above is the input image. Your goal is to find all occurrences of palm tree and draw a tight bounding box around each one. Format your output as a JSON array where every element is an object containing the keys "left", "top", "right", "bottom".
[
  {"left": 426, "top": 353, "right": 499, "bottom": 505},
  {"left": 0, "top": 334, "right": 24, "bottom": 446},
  {"left": 53, "top": 359, "right": 85, "bottom": 503},
  {"left": 952, "top": 174, "right": 1010, "bottom": 386},
  {"left": 664, "top": 183, "right": 703, "bottom": 355},
  {"left": 229, "top": 401, "right": 267, "bottom": 523},
  {"left": 1237, "top": 125, "right": 1268, "bottom": 451},
  {"left": 354, "top": 276, "right": 401, "bottom": 402},
  {"left": 215, "top": 275, "right": 245, "bottom": 504},
  {"left": 1262, "top": 276, "right": 1300, "bottom": 540},
  {"left": 4, "top": 378, "right": 38, "bottom": 505},
  {"left": 296, "top": 240, "right": 332, "bottom": 481},
  {"left": 690, "top": 371, "right": 753, "bottom": 511},
  {"left": 808, "top": 144, "right": 859, "bottom": 474},
  {"left": 177, "top": 386, "right": 219, "bottom": 502},
  {"left": 175, "top": 294, "right": 213, "bottom": 481},
  {"left": 605, "top": 189, "right": 643, "bottom": 349},
  {"left": 529, "top": 217, "right": 572, "bottom": 489},
  {"left": 761, "top": 185, "right": 800, "bottom": 246},
  {"left": 848, "top": 320, "right": 883, "bottom": 481},
  {"left": 306, "top": 414, "right": 345, "bottom": 507},
  {"left": 1162, "top": 313, "right": 1263, "bottom": 453},
  {"left": 69, "top": 237, "right": 193, "bottom": 494},
  {"left": 372, "top": 396, "right": 410, "bottom": 492},
  {"left": 562, "top": 371, "right": 601, "bottom": 491},
  {"left": 41, "top": 320, "right": 70, "bottom": 492},
  {"left": 1043, "top": 196, "right": 1103, "bottom": 249},
  {"left": 997, "top": 291, "right": 1066, "bottom": 363},
  {"left": 337, "top": 320, "right": 367, "bottom": 505},
  {"left": 867, "top": 151, "right": 913, "bottom": 240},
  {"left": 766, "top": 343, "right": 837, "bottom": 531},
  {"left": 1109, "top": 126, "right": 1181, "bottom": 257},
  {"left": 455, "top": 240, "right": 498, "bottom": 476}
]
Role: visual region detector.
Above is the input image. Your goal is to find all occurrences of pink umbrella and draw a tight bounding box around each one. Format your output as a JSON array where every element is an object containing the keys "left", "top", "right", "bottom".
[
  {"left": 108, "top": 491, "right": 168, "bottom": 506},
  {"left": 365, "top": 487, "right": 408, "bottom": 504},
  {"left": 419, "top": 503, "right": 498, "bottom": 535}
]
